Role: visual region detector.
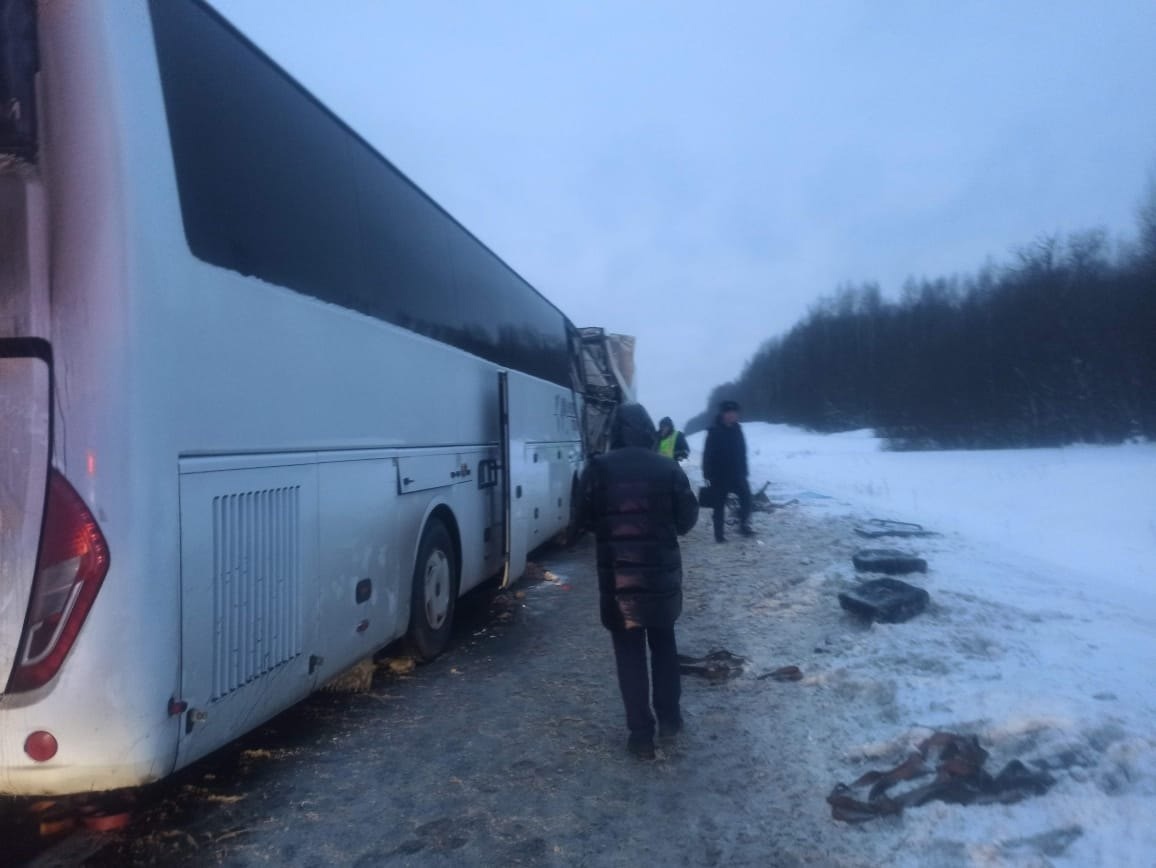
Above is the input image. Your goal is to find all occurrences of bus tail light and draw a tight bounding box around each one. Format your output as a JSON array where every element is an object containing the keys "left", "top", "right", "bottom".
[{"left": 6, "top": 470, "right": 110, "bottom": 694}]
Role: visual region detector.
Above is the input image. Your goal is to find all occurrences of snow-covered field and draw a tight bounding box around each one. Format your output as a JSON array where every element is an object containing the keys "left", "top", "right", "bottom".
[{"left": 687, "top": 424, "right": 1156, "bottom": 867}]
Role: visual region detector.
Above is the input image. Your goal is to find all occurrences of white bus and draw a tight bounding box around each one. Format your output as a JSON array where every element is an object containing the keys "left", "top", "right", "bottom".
[{"left": 0, "top": 0, "right": 587, "bottom": 796}]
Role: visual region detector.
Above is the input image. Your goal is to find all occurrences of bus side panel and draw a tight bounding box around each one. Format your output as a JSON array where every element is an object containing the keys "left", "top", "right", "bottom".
[
  {"left": 313, "top": 456, "right": 404, "bottom": 677},
  {"left": 175, "top": 460, "right": 321, "bottom": 770}
]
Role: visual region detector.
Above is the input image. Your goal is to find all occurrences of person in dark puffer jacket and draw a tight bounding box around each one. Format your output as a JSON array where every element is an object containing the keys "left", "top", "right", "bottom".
[
  {"left": 579, "top": 403, "right": 698, "bottom": 759},
  {"left": 702, "top": 399, "right": 753, "bottom": 542}
]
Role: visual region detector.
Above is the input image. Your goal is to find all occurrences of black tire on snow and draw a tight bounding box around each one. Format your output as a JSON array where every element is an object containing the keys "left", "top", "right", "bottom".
[
  {"left": 405, "top": 518, "right": 459, "bottom": 661},
  {"left": 838, "top": 578, "right": 930, "bottom": 624},
  {"left": 852, "top": 549, "right": 928, "bottom": 575}
]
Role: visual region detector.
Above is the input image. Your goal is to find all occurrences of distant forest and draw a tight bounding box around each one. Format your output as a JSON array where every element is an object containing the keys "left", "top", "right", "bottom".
[{"left": 687, "top": 184, "right": 1156, "bottom": 449}]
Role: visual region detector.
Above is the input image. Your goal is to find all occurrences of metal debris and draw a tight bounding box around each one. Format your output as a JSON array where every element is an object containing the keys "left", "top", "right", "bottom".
[
  {"left": 678, "top": 649, "right": 747, "bottom": 682},
  {"left": 827, "top": 731, "right": 1056, "bottom": 823}
]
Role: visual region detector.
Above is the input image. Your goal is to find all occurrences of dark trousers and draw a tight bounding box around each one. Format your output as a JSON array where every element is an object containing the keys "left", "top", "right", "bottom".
[
  {"left": 610, "top": 627, "right": 681, "bottom": 738},
  {"left": 712, "top": 478, "right": 752, "bottom": 538}
]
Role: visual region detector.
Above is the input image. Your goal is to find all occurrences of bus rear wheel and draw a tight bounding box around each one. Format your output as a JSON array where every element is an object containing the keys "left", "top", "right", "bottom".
[{"left": 406, "top": 517, "right": 459, "bottom": 661}]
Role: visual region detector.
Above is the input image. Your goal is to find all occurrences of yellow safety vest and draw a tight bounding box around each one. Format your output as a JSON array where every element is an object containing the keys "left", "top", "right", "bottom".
[{"left": 658, "top": 433, "right": 677, "bottom": 458}]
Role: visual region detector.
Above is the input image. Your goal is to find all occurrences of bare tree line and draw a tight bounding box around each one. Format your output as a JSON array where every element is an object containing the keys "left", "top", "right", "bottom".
[{"left": 687, "top": 182, "right": 1156, "bottom": 449}]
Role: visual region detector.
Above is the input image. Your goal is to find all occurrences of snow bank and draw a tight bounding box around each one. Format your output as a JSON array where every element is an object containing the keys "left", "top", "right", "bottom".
[
  {"left": 686, "top": 424, "right": 1156, "bottom": 866},
  {"left": 732, "top": 424, "right": 1156, "bottom": 606}
]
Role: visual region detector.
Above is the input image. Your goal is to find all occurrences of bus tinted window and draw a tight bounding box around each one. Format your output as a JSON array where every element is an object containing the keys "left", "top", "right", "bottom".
[
  {"left": 0, "top": 0, "right": 39, "bottom": 163},
  {"left": 353, "top": 147, "right": 460, "bottom": 346},
  {"left": 149, "top": 0, "right": 571, "bottom": 388}
]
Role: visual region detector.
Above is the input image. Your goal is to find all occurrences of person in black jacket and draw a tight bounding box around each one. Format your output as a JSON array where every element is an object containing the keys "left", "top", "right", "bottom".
[
  {"left": 579, "top": 403, "right": 698, "bottom": 759},
  {"left": 701, "top": 399, "right": 753, "bottom": 542}
]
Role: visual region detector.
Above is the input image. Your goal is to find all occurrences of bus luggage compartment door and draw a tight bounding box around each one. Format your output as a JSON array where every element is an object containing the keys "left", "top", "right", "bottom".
[
  {"left": 175, "top": 459, "right": 320, "bottom": 767},
  {"left": 0, "top": 340, "right": 51, "bottom": 693}
]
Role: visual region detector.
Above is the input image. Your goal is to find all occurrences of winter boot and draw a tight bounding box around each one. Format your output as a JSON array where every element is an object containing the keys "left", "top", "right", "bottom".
[{"left": 627, "top": 732, "right": 656, "bottom": 760}]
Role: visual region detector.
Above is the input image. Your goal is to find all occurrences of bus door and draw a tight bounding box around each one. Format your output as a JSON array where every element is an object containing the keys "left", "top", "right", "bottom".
[
  {"left": 0, "top": 340, "right": 51, "bottom": 693},
  {"left": 498, "top": 371, "right": 530, "bottom": 587}
]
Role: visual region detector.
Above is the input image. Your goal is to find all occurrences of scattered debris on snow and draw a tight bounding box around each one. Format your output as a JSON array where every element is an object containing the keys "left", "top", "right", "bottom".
[
  {"left": 854, "top": 518, "right": 937, "bottom": 538},
  {"left": 756, "top": 665, "right": 804, "bottom": 682},
  {"left": 677, "top": 649, "right": 747, "bottom": 682},
  {"left": 379, "top": 656, "right": 416, "bottom": 677},
  {"left": 322, "top": 658, "right": 376, "bottom": 693},
  {"left": 827, "top": 730, "right": 1056, "bottom": 823}
]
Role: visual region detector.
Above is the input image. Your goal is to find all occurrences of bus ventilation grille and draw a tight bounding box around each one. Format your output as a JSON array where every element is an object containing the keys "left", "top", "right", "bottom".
[{"left": 210, "top": 486, "right": 302, "bottom": 700}]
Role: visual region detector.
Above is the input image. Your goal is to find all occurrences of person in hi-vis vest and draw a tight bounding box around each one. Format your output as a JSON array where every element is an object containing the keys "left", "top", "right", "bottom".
[{"left": 656, "top": 417, "right": 690, "bottom": 462}]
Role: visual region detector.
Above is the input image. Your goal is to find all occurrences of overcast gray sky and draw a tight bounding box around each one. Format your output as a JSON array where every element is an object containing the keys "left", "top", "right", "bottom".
[{"left": 211, "top": 0, "right": 1156, "bottom": 428}]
